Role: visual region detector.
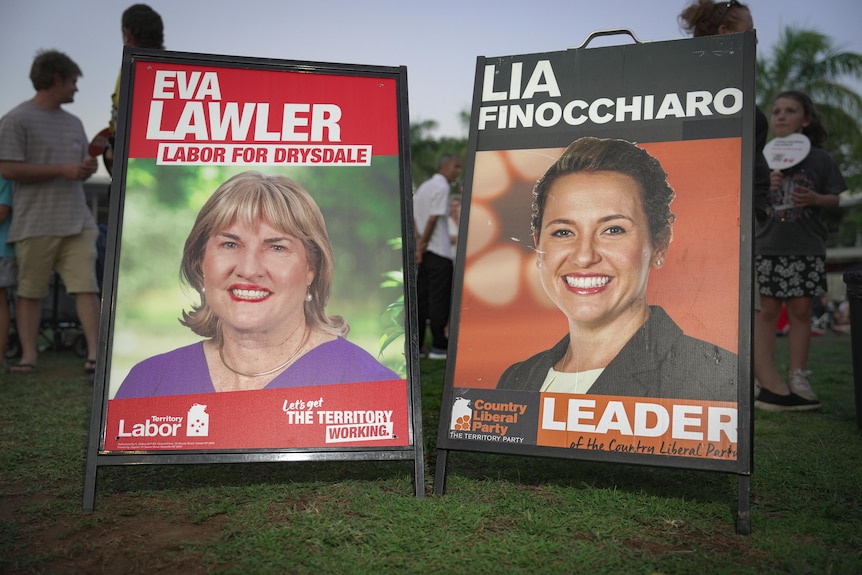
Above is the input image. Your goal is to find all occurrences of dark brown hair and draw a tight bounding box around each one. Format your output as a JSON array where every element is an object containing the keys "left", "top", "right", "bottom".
[
  {"left": 679, "top": 0, "right": 750, "bottom": 37},
  {"left": 532, "top": 137, "right": 676, "bottom": 252},
  {"left": 29, "top": 50, "right": 82, "bottom": 91}
]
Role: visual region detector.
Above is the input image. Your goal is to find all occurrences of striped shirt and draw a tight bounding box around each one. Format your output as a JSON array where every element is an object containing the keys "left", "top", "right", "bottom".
[{"left": 0, "top": 101, "right": 96, "bottom": 242}]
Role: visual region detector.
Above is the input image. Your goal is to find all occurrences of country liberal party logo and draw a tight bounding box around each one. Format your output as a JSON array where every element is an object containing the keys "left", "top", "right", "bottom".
[{"left": 450, "top": 397, "right": 473, "bottom": 431}]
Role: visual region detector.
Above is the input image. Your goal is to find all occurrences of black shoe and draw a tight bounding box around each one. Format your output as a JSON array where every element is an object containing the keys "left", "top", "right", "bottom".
[{"left": 755, "top": 388, "right": 821, "bottom": 412}]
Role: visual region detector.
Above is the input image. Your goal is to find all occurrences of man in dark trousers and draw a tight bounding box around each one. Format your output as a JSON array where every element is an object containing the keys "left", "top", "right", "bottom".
[{"left": 414, "top": 153, "right": 462, "bottom": 360}]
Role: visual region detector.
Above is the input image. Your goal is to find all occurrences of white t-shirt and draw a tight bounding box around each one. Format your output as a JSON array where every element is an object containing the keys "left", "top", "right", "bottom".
[
  {"left": 540, "top": 367, "right": 604, "bottom": 394},
  {"left": 413, "top": 173, "right": 452, "bottom": 260}
]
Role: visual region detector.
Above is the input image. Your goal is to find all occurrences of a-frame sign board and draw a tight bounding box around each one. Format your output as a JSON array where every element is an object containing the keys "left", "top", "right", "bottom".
[
  {"left": 84, "top": 48, "right": 424, "bottom": 510},
  {"left": 434, "top": 31, "right": 756, "bottom": 534}
]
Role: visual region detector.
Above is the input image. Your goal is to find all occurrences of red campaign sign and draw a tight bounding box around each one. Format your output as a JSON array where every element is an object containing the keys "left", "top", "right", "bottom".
[
  {"left": 127, "top": 61, "right": 400, "bottom": 162},
  {"left": 103, "top": 379, "right": 410, "bottom": 451}
]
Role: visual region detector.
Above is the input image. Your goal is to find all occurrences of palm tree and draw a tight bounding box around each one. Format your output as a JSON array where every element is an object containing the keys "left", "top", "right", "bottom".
[{"left": 756, "top": 27, "right": 862, "bottom": 186}]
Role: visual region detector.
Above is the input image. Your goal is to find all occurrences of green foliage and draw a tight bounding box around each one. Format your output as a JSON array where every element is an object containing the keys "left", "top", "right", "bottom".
[
  {"left": 757, "top": 26, "right": 862, "bottom": 249},
  {"left": 756, "top": 27, "right": 862, "bottom": 182},
  {"left": 379, "top": 237, "right": 406, "bottom": 376},
  {"left": 409, "top": 120, "right": 467, "bottom": 191}
]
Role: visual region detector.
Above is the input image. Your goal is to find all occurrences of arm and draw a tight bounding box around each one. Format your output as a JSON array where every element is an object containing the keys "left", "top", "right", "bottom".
[
  {"left": 418, "top": 215, "right": 439, "bottom": 251},
  {"left": 0, "top": 205, "right": 9, "bottom": 224},
  {"left": 0, "top": 157, "right": 97, "bottom": 183},
  {"left": 791, "top": 184, "right": 840, "bottom": 209}
]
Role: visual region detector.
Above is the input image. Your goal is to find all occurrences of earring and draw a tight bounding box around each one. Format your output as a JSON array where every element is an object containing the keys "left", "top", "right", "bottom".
[
  {"left": 655, "top": 258, "right": 663, "bottom": 268},
  {"left": 201, "top": 286, "right": 206, "bottom": 294},
  {"left": 305, "top": 285, "right": 313, "bottom": 302}
]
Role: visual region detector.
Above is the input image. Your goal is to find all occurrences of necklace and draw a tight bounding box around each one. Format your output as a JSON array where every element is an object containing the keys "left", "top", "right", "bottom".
[{"left": 218, "top": 330, "right": 308, "bottom": 378}]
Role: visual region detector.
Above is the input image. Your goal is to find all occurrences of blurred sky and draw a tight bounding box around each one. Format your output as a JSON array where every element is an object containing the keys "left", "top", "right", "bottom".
[{"left": 1, "top": 0, "right": 861, "bottom": 180}]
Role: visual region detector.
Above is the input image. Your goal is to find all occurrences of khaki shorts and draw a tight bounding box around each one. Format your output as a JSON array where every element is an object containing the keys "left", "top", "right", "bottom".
[{"left": 15, "top": 228, "right": 100, "bottom": 299}]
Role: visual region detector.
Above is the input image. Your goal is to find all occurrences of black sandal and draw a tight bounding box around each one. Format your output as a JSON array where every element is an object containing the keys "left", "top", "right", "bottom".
[{"left": 84, "top": 359, "right": 97, "bottom": 374}]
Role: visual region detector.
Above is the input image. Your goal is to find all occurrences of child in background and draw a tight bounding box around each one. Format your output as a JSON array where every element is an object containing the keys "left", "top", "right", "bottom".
[
  {"left": 754, "top": 90, "right": 846, "bottom": 411},
  {"left": 0, "top": 176, "right": 15, "bottom": 370}
]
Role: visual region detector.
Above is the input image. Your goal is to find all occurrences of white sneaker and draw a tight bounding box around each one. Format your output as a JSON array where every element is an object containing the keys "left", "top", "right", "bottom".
[
  {"left": 428, "top": 347, "right": 448, "bottom": 360},
  {"left": 788, "top": 368, "right": 817, "bottom": 401}
]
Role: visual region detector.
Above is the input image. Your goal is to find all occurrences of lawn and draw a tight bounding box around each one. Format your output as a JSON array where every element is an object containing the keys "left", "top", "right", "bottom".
[{"left": 0, "top": 331, "right": 859, "bottom": 574}]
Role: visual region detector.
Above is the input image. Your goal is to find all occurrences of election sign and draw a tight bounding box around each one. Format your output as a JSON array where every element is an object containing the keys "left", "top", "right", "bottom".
[
  {"left": 434, "top": 32, "right": 756, "bottom": 529},
  {"left": 84, "top": 48, "right": 424, "bottom": 509}
]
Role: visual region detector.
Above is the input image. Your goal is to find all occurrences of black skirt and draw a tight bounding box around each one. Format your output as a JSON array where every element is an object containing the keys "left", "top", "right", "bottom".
[{"left": 755, "top": 254, "right": 827, "bottom": 298}]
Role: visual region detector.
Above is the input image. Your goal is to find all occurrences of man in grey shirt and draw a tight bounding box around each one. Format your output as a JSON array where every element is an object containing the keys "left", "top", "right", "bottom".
[{"left": 0, "top": 50, "right": 100, "bottom": 374}]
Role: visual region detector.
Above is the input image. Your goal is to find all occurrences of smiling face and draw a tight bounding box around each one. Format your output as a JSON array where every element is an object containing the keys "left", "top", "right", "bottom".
[
  {"left": 535, "top": 171, "right": 664, "bottom": 331},
  {"left": 771, "top": 96, "right": 810, "bottom": 138},
  {"left": 200, "top": 218, "right": 315, "bottom": 339}
]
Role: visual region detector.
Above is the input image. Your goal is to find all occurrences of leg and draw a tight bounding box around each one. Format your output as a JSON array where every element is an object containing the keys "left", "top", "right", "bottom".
[
  {"left": 53, "top": 229, "right": 101, "bottom": 369},
  {"left": 14, "top": 295, "right": 41, "bottom": 367},
  {"left": 0, "top": 288, "right": 8, "bottom": 366},
  {"left": 754, "top": 295, "right": 786, "bottom": 394},
  {"left": 754, "top": 294, "right": 820, "bottom": 410},
  {"left": 424, "top": 252, "right": 453, "bottom": 352},
  {"left": 785, "top": 296, "right": 813, "bottom": 371},
  {"left": 11, "top": 236, "right": 57, "bottom": 369},
  {"left": 416, "top": 262, "right": 430, "bottom": 349},
  {"left": 785, "top": 296, "right": 817, "bottom": 400},
  {"left": 74, "top": 292, "right": 101, "bottom": 362}
]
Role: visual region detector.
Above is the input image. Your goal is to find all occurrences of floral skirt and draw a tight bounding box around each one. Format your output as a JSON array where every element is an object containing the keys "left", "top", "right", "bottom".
[{"left": 755, "top": 254, "right": 827, "bottom": 298}]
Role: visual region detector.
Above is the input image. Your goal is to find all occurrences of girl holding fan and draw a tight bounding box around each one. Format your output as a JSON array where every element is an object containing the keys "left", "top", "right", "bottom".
[{"left": 754, "top": 91, "right": 846, "bottom": 411}]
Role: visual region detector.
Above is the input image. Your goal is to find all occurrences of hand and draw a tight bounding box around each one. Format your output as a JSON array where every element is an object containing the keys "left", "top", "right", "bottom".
[
  {"left": 62, "top": 158, "right": 98, "bottom": 181},
  {"left": 769, "top": 170, "right": 783, "bottom": 191},
  {"left": 791, "top": 184, "right": 820, "bottom": 207},
  {"left": 82, "top": 156, "right": 98, "bottom": 180},
  {"left": 415, "top": 239, "right": 427, "bottom": 265}
]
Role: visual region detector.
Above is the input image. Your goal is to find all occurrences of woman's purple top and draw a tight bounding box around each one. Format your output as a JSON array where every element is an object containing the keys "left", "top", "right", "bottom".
[{"left": 115, "top": 338, "right": 400, "bottom": 399}]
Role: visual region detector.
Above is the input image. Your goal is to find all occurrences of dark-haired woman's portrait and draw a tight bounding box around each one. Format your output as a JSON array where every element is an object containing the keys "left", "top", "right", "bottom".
[{"left": 454, "top": 137, "right": 741, "bottom": 402}]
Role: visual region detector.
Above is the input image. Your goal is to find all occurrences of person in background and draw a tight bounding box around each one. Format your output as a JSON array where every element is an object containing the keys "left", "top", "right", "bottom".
[
  {"left": 0, "top": 177, "right": 15, "bottom": 370},
  {"left": 679, "top": 0, "right": 774, "bottom": 400},
  {"left": 414, "top": 153, "right": 462, "bottom": 360},
  {"left": 0, "top": 50, "right": 100, "bottom": 374},
  {"left": 679, "top": 0, "right": 768, "bottom": 217},
  {"left": 830, "top": 299, "right": 850, "bottom": 335},
  {"left": 448, "top": 194, "right": 462, "bottom": 258},
  {"left": 753, "top": 91, "right": 846, "bottom": 411},
  {"left": 104, "top": 3, "right": 164, "bottom": 174}
]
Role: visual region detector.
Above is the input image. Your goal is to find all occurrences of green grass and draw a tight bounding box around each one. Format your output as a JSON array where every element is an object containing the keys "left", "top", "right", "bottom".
[{"left": 0, "top": 333, "right": 860, "bottom": 574}]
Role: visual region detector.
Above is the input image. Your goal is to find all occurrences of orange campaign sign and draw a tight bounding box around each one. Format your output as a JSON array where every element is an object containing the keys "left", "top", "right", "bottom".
[
  {"left": 435, "top": 32, "right": 756, "bottom": 484},
  {"left": 535, "top": 394, "right": 738, "bottom": 461},
  {"left": 453, "top": 138, "right": 741, "bottom": 390}
]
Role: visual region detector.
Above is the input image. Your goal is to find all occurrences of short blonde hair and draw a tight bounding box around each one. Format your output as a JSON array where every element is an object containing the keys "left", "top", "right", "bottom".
[{"left": 180, "top": 171, "right": 347, "bottom": 342}]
